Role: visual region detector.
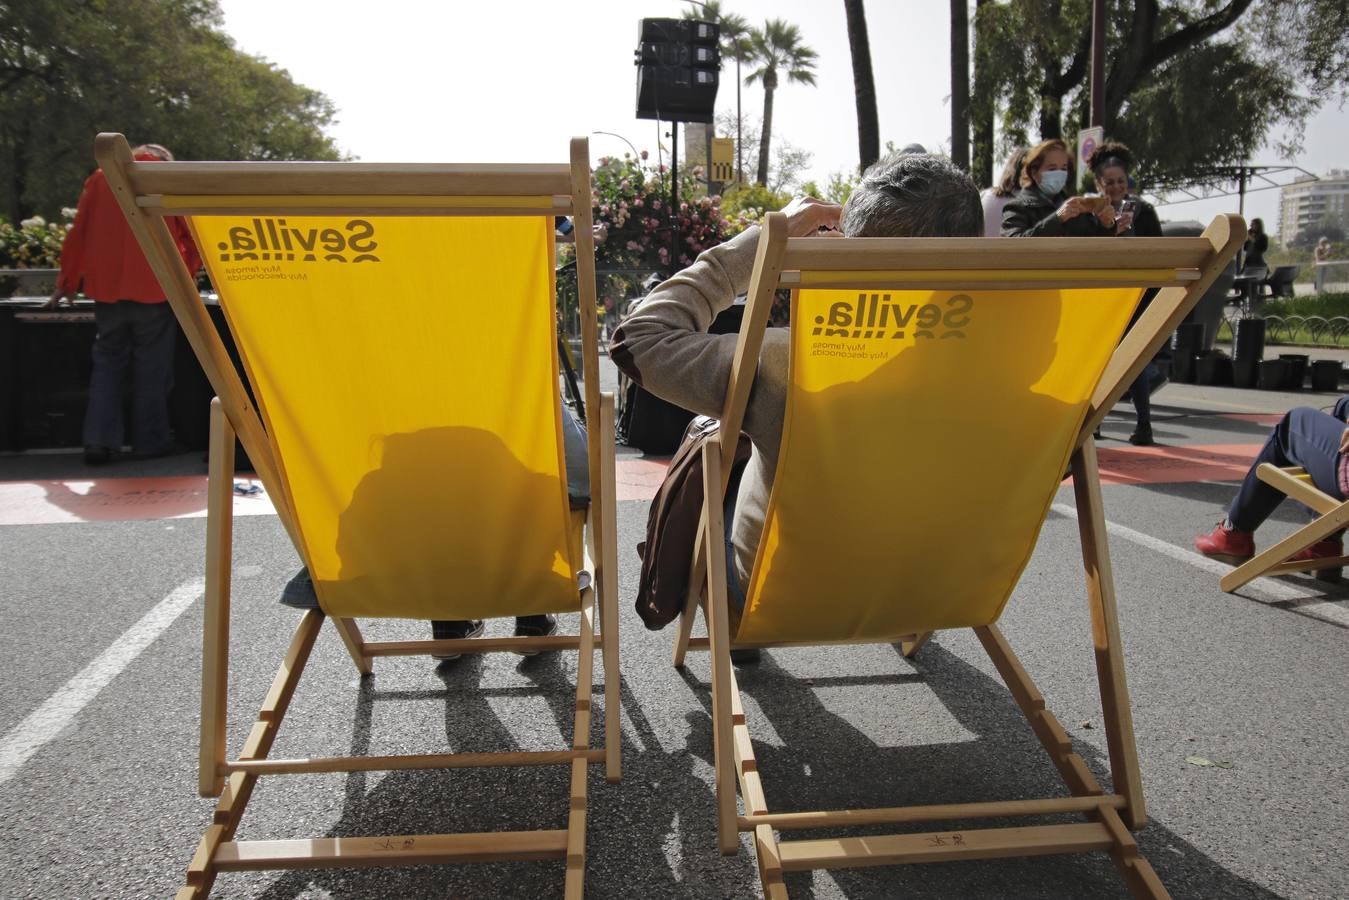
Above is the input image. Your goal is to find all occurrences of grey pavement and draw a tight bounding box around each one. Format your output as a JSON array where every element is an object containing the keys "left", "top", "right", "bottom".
[{"left": 0, "top": 357, "right": 1346, "bottom": 899}]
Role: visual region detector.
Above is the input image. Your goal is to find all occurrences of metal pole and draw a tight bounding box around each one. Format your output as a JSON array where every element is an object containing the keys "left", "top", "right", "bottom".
[
  {"left": 1089, "top": 0, "right": 1105, "bottom": 127},
  {"left": 591, "top": 131, "right": 641, "bottom": 161},
  {"left": 670, "top": 121, "right": 680, "bottom": 274},
  {"left": 736, "top": 56, "right": 743, "bottom": 183}
]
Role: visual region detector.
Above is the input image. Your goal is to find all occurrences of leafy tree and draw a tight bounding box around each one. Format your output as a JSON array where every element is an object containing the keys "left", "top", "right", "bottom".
[
  {"left": 714, "top": 111, "right": 813, "bottom": 190},
  {"left": 843, "top": 0, "right": 880, "bottom": 173},
  {"left": 745, "top": 19, "right": 818, "bottom": 186},
  {"left": 0, "top": 0, "right": 342, "bottom": 222},
  {"left": 800, "top": 170, "right": 860, "bottom": 205},
  {"left": 971, "top": 0, "right": 1349, "bottom": 188}
]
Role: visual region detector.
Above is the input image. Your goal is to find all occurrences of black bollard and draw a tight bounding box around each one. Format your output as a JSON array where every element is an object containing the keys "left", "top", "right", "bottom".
[{"left": 1233, "top": 318, "right": 1265, "bottom": 389}]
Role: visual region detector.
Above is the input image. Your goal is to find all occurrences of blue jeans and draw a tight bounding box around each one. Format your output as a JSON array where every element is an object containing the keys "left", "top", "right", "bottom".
[
  {"left": 722, "top": 463, "right": 748, "bottom": 613},
  {"left": 84, "top": 301, "right": 176, "bottom": 452},
  {"left": 1227, "top": 396, "right": 1349, "bottom": 532},
  {"left": 1130, "top": 362, "right": 1155, "bottom": 429}
]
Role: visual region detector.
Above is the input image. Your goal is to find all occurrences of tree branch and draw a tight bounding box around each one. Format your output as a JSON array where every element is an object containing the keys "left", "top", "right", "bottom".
[{"left": 1147, "top": 0, "right": 1256, "bottom": 70}]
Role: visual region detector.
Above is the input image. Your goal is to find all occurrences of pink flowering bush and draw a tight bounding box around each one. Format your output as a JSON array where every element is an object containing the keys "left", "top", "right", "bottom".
[
  {"left": 587, "top": 154, "right": 738, "bottom": 272},
  {"left": 558, "top": 154, "right": 748, "bottom": 329}
]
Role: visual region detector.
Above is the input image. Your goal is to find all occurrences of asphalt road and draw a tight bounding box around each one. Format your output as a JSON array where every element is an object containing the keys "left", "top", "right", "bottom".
[{"left": 1, "top": 364, "right": 1346, "bottom": 899}]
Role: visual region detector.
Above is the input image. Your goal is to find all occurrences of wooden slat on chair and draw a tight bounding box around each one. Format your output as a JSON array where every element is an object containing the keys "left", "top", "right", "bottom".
[
  {"left": 98, "top": 132, "right": 622, "bottom": 899},
  {"left": 674, "top": 210, "right": 1245, "bottom": 899}
]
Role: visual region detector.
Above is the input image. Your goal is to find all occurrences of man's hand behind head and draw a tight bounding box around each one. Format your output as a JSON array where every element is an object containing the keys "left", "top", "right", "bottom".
[{"left": 780, "top": 197, "right": 843, "bottom": 237}]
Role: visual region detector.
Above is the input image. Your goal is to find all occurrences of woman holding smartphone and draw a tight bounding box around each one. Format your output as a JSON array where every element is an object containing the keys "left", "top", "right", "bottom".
[
  {"left": 1089, "top": 142, "right": 1161, "bottom": 239},
  {"left": 1089, "top": 141, "right": 1164, "bottom": 445},
  {"left": 1001, "top": 139, "right": 1117, "bottom": 237}
]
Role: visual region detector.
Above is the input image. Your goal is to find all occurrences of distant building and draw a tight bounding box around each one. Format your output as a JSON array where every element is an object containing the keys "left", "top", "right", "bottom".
[{"left": 1279, "top": 170, "right": 1349, "bottom": 244}]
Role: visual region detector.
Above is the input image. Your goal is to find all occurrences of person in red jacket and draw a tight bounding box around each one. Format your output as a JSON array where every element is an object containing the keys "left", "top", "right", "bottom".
[{"left": 45, "top": 144, "right": 202, "bottom": 463}]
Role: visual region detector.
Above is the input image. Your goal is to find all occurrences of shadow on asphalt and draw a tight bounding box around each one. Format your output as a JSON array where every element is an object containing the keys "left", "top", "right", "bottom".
[
  {"left": 673, "top": 641, "right": 1284, "bottom": 899},
  {"left": 241, "top": 652, "right": 755, "bottom": 900}
]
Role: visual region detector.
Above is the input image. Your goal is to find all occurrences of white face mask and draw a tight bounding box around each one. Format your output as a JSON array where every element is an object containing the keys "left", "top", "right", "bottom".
[{"left": 1038, "top": 169, "right": 1068, "bottom": 196}]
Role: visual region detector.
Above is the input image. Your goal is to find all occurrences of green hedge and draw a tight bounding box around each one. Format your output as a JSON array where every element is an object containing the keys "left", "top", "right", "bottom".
[{"left": 1257, "top": 293, "right": 1349, "bottom": 319}]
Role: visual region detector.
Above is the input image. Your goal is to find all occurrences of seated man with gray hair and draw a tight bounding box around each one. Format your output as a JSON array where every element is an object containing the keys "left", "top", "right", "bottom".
[{"left": 611, "top": 152, "right": 983, "bottom": 658}]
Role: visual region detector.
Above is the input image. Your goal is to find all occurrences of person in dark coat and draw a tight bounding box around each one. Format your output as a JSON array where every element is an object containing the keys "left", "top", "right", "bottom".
[
  {"left": 1089, "top": 140, "right": 1164, "bottom": 445},
  {"left": 1000, "top": 138, "right": 1115, "bottom": 238},
  {"left": 1243, "top": 217, "right": 1269, "bottom": 271}
]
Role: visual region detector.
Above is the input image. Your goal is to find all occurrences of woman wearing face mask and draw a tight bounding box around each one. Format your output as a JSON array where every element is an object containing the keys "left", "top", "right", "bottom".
[
  {"left": 1090, "top": 141, "right": 1164, "bottom": 445},
  {"left": 1000, "top": 139, "right": 1115, "bottom": 238}
]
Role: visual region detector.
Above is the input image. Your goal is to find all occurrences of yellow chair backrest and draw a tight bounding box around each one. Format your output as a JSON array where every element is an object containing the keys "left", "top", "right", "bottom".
[
  {"left": 188, "top": 213, "right": 578, "bottom": 621},
  {"left": 736, "top": 284, "right": 1140, "bottom": 644}
]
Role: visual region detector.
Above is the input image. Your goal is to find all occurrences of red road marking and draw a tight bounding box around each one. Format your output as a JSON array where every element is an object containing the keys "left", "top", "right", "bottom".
[
  {"left": 1096, "top": 443, "right": 1259, "bottom": 485},
  {"left": 0, "top": 476, "right": 275, "bottom": 526},
  {"left": 616, "top": 458, "right": 671, "bottom": 501},
  {"left": 0, "top": 445, "right": 1268, "bottom": 526}
]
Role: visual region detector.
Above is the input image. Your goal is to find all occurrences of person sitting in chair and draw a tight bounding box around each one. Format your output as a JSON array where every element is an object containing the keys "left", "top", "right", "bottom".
[
  {"left": 610, "top": 151, "right": 983, "bottom": 662},
  {"left": 1195, "top": 396, "right": 1349, "bottom": 567},
  {"left": 279, "top": 402, "right": 590, "bottom": 660}
]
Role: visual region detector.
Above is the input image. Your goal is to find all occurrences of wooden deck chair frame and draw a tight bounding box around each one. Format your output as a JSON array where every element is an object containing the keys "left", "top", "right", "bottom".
[
  {"left": 93, "top": 133, "right": 620, "bottom": 899},
  {"left": 671, "top": 213, "right": 1245, "bottom": 898},
  {"left": 1219, "top": 465, "right": 1349, "bottom": 592}
]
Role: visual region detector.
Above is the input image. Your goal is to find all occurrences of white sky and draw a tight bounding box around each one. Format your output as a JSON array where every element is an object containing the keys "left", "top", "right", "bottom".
[{"left": 218, "top": 0, "right": 1347, "bottom": 238}]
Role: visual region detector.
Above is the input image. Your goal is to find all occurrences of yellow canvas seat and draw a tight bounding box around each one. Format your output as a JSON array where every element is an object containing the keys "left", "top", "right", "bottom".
[
  {"left": 94, "top": 133, "right": 620, "bottom": 899},
  {"left": 1218, "top": 464, "right": 1349, "bottom": 591},
  {"left": 672, "top": 212, "right": 1244, "bottom": 897}
]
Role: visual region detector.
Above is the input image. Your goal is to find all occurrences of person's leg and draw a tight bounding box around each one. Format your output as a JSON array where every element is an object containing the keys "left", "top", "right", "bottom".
[
  {"left": 511, "top": 399, "right": 587, "bottom": 653},
  {"left": 431, "top": 618, "right": 486, "bottom": 661},
  {"left": 721, "top": 465, "right": 759, "bottom": 665},
  {"left": 1225, "top": 407, "right": 1345, "bottom": 533},
  {"left": 1129, "top": 363, "right": 1154, "bottom": 445},
  {"left": 128, "top": 301, "right": 178, "bottom": 455},
  {"left": 1332, "top": 395, "right": 1349, "bottom": 423},
  {"left": 83, "top": 301, "right": 132, "bottom": 460}
]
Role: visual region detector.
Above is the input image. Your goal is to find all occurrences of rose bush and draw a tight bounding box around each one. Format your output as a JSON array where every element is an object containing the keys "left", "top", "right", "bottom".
[{"left": 558, "top": 153, "right": 749, "bottom": 332}]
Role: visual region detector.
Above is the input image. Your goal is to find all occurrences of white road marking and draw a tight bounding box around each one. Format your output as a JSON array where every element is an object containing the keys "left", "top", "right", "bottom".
[
  {"left": 0, "top": 578, "right": 204, "bottom": 789},
  {"left": 1050, "top": 503, "right": 1349, "bottom": 626}
]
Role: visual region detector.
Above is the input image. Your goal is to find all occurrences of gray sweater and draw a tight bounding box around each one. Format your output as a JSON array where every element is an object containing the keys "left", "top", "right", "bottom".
[{"left": 610, "top": 227, "right": 784, "bottom": 589}]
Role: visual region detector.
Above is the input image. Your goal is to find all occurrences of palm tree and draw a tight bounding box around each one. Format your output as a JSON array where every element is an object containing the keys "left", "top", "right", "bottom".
[
  {"left": 745, "top": 19, "right": 818, "bottom": 186},
  {"left": 843, "top": 0, "right": 880, "bottom": 173},
  {"left": 682, "top": 1, "right": 753, "bottom": 183},
  {"left": 950, "top": 0, "right": 970, "bottom": 170}
]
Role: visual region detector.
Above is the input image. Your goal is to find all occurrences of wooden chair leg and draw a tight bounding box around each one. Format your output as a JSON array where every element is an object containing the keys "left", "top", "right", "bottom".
[
  {"left": 330, "top": 617, "right": 372, "bottom": 675},
  {"left": 899, "top": 631, "right": 932, "bottom": 659},
  {"left": 701, "top": 442, "right": 740, "bottom": 855},
  {"left": 672, "top": 530, "right": 707, "bottom": 668},
  {"left": 598, "top": 393, "right": 622, "bottom": 782},
  {"left": 200, "top": 399, "right": 234, "bottom": 798},
  {"left": 1071, "top": 442, "right": 1146, "bottom": 829}
]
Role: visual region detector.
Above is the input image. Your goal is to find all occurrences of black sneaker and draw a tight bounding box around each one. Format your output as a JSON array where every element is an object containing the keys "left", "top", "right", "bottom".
[
  {"left": 83, "top": 444, "right": 116, "bottom": 465},
  {"left": 513, "top": 614, "right": 557, "bottom": 656},
  {"left": 730, "top": 648, "right": 762, "bottom": 666},
  {"left": 1128, "top": 425, "right": 1155, "bottom": 446},
  {"left": 431, "top": 619, "right": 485, "bottom": 661},
  {"left": 130, "top": 440, "right": 189, "bottom": 460}
]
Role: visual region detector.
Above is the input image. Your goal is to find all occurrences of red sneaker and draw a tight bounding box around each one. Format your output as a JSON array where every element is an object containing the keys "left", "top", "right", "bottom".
[
  {"left": 1290, "top": 538, "right": 1344, "bottom": 583},
  {"left": 1194, "top": 523, "right": 1254, "bottom": 564},
  {"left": 1290, "top": 539, "right": 1343, "bottom": 562}
]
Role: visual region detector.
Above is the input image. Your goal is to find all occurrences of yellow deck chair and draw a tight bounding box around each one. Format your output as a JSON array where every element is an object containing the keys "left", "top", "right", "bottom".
[
  {"left": 1219, "top": 465, "right": 1349, "bottom": 591},
  {"left": 671, "top": 212, "right": 1244, "bottom": 898},
  {"left": 94, "top": 133, "right": 620, "bottom": 899}
]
